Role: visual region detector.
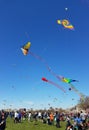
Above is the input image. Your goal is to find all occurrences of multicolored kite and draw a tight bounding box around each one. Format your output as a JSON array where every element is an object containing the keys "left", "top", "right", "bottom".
[
  {"left": 61, "top": 77, "right": 78, "bottom": 83},
  {"left": 57, "top": 19, "right": 74, "bottom": 30},
  {"left": 21, "top": 42, "right": 31, "bottom": 55}
]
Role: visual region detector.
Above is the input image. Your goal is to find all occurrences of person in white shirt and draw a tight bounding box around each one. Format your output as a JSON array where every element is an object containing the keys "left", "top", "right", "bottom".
[{"left": 28, "top": 112, "right": 31, "bottom": 122}]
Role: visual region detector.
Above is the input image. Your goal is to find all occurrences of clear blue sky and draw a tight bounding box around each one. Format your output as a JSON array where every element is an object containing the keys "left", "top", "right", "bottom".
[{"left": 0, "top": 0, "right": 89, "bottom": 110}]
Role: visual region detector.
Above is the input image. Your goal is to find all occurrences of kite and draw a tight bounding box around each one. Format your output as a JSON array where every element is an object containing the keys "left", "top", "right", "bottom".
[
  {"left": 42, "top": 77, "right": 66, "bottom": 93},
  {"left": 61, "top": 77, "right": 79, "bottom": 83},
  {"left": 46, "top": 72, "right": 78, "bottom": 85},
  {"left": 65, "top": 8, "right": 68, "bottom": 11},
  {"left": 69, "top": 88, "right": 71, "bottom": 91},
  {"left": 42, "top": 77, "right": 48, "bottom": 82},
  {"left": 21, "top": 42, "right": 31, "bottom": 55},
  {"left": 21, "top": 41, "right": 84, "bottom": 100},
  {"left": 51, "top": 74, "right": 85, "bottom": 99},
  {"left": 21, "top": 41, "right": 58, "bottom": 78},
  {"left": 57, "top": 19, "right": 74, "bottom": 30},
  {"left": 57, "top": 76, "right": 84, "bottom": 99},
  {"left": 72, "top": 98, "right": 74, "bottom": 100}
]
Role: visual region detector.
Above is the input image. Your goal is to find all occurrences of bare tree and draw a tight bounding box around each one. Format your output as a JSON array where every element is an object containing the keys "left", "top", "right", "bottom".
[{"left": 78, "top": 96, "right": 89, "bottom": 110}]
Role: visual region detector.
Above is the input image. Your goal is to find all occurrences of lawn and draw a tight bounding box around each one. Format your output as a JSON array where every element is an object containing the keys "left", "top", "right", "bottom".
[{"left": 6, "top": 117, "right": 66, "bottom": 130}]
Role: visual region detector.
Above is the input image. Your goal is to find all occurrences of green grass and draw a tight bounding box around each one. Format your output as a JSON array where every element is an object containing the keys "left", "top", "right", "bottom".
[{"left": 6, "top": 117, "right": 66, "bottom": 130}]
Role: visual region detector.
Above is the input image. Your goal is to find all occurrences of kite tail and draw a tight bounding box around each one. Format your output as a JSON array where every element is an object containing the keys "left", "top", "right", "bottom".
[
  {"left": 41, "top": 61, "right": 63, "bottom": 82},
  {"left": 69, "top": 83, "right": 85, "bottom": 99},
  {"left": 48, "top": 80, "right": 66, "bottom": 93},
  {"left": 29, "top": 51, "right": 45, "bottom": 62},
  {"left": 29, "top": 51, "right": 62, "bottom": 80}
]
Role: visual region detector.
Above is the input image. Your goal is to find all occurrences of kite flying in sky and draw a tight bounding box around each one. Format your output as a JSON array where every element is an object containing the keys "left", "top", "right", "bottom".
[
  {"left": 21, "top": 41, "right": 84, "bottom": 100},
  {"left": 21, "top": 42, "right": 31, "bottom": 55},
  {"left": 57, "top": 19, "right": 74, "bottom": 30},
  {"left": 42, "top": 70, "right": 84, "bottom": 99},
  {"left": 21, "top": 41, "right": 57, "bottom": 76},
  {"left": 61, "top": 77, "right": 79, "bottom": 83},
  {"left": 42, "top": 77, "right": 66, "bottom": 93},
  {"left": 54, "top": 75, "right": 84, "bottom": 98}
]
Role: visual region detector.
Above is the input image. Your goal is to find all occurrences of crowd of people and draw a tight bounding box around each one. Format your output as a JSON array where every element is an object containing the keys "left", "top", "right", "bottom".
[{"left": 0, "top": 109, "right": 89, "bottom": 130}]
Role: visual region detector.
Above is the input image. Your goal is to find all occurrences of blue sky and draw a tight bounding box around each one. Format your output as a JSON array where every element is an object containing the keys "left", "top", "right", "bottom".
[{"left": 0, "top": 0, "right": 89, "bottom": 110}]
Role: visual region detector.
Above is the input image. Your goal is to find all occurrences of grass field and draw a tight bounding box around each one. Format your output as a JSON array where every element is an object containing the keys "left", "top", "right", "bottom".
[{"left": 6, "top": 117, "right": 66, "bottom": 130}]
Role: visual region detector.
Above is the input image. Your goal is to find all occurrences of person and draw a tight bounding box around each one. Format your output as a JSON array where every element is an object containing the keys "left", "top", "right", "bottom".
[
  {"left": 18, "top": 111, "right": 22, "bottom": 122},
  {"left": 80, "top": 111, "right": 86, "bottom": 123},
  {"left": 0, "top": 115, "right": 6, "bottom": 130},
  {"left": 47, "top": 113, "right": 50, "bottom": 125},
  {"left": 28, "top": 112, "right": 31, "bottom": 122},
  {"left": 67, "top": 125, "right": 73, "bottom": 130},
  {"left": 14, "top": 111, "right": 19, "bottom": 123},
  {"left": 55, "top": 111, "right": 61, "bottom": 128},
  {"left": 74, "top": 113, "right": 82, "bottom": 130},
  {"left": 65, "top": 115, "right": 71, "bottom": 130},
  {"left": 34, "top": 112, "right": 38, "bottom": 125},
  {"left": 50, "top": 112, "right": 54, "bottom": 125},
  {"left": 38, "top": 112, "right": 41, "bottom": 121},
  {"left": 86, "top": 120, "right": 89, "bottom": 129}
]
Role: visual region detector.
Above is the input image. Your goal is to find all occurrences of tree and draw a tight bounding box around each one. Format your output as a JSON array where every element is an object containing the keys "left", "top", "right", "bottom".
[{"left": 78, "top": 96, "right": 89, "bottom": 110}]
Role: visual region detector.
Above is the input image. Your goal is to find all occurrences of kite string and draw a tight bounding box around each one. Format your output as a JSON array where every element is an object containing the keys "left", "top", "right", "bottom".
[
  {"left": 69, "top": 83, "right": 85, "bottom": 99},
  {"left": 25, "top": 32, "right": 30, "bottom": 41},
  {"left": 29, "top": 51, "right": 62, "bottom": 79},
  {"left": 48, "top": 80, "right": 66, "bottom": 93}
]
